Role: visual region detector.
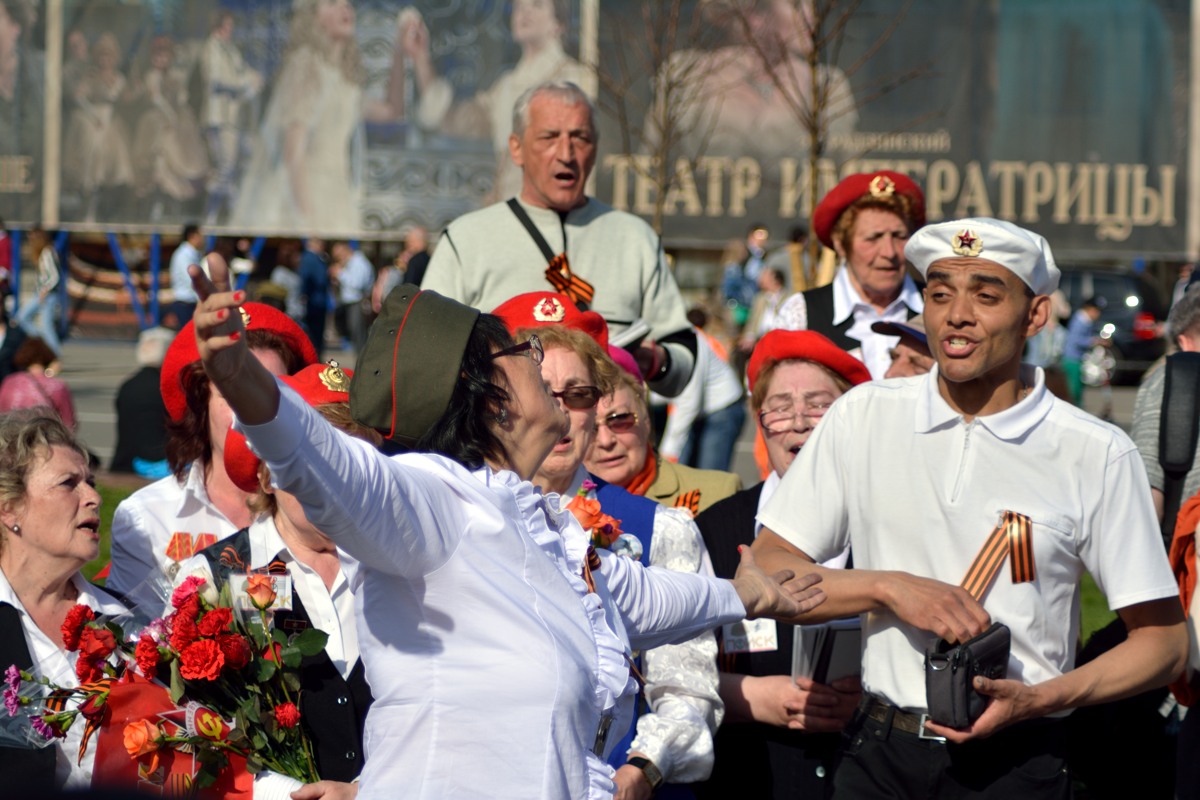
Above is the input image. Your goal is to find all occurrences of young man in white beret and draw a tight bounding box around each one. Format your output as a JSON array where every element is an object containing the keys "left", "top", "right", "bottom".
[{"left": 751, "top": 217, "right": 1185, "bottom": 797}]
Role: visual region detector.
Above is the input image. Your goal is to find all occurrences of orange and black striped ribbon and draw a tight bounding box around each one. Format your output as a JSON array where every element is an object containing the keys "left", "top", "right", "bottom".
[
  {"left": 544, "top": 253, "right": 595, "bottom": 310},
  {"left": 674, "top": 490, "right": 701, "bottom": 517},
  {"left": 960, "top": 510, "right": 1036, "bottom": 601}
]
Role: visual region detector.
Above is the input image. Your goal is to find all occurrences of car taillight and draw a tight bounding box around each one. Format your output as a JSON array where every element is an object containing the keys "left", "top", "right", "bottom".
[{"left": 1133, "top": 312, "right": 1158, "bottom": 341}]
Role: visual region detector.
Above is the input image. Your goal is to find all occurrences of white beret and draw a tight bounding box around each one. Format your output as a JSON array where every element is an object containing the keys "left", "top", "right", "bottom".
[{"left": 905, "top": 218, "right": 1060, "bottom": 296}]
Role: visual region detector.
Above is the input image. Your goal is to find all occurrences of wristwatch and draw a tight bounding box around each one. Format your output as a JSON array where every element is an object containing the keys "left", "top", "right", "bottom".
[{"left": 626, "top": 756, "right": 664, "bottom": 792}]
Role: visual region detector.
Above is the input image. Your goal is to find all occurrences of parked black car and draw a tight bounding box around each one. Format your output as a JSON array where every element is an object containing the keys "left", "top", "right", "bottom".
[{"left": 1057, "top": 267, "right": 1166, "bottom": 384}]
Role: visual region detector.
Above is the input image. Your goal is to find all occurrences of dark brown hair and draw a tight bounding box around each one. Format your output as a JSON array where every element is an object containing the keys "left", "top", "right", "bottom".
[{"left": 14, "top": 337, "right": 57, "bottom": 370}]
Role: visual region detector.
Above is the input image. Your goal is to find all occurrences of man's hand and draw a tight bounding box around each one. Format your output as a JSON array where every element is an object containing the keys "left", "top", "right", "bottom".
[
  {"left": 291, "top": 780, "right": 359, "bottom": 800},
  {"left": 633, "top": 341, "right": 666, "bottom": 381},
  {"left": 612, "top": 764, "right": 653, "bottom": 800},
  {"left": 879, "top": 572, "right": 990, "bottom": 644},
  {"left": 743, "top": 674, "right": 861, "bottom": 732},
  {"left": 921, "top": 676, "right": 1047, "bottom": 743},
  {"left": 733, "top": 545, "right": 825, "bottom": 620}
]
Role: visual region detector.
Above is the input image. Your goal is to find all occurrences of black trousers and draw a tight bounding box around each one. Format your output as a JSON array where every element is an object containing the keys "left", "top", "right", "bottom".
[{"left": 833, "top": 709, "right": 1072, "bottom": 799}]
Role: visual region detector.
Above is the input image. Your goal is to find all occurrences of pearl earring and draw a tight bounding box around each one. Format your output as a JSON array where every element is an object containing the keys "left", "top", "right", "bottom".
[{"left": 10, "top": 523, "right": 18, "bottom": 533}]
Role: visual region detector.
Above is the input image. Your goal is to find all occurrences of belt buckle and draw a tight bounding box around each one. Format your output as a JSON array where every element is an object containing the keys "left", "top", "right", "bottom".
[{"left": 918, "top": 714, "right": 947, "bottom": 742}]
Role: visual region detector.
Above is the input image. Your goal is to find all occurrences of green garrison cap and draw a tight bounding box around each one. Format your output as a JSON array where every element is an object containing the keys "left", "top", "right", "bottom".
[{"left": 350, "top": 284, "right": 480, "bottom": 447}]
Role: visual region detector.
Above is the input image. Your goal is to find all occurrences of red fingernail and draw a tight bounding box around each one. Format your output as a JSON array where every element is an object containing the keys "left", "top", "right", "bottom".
[
  {"left": 217, "top": 309, "right": 228, "bottom": 320},
  {"left": 234, "top": 291, "right": 246, "bottom": 303},
  {"left": 229, "top": 331, "right": 240, "bottom": 342}
]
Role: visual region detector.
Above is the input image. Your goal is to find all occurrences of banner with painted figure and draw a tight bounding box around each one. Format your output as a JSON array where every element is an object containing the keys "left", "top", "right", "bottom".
[
  {"left": 53, "top": 0, "right": 587, "bottom": 238},
  {"left": 593, "top": 0, "right": 1189, "bottom": 260},
  {"left": 0, "top": 0, "right": 44, "bottom": 224}
]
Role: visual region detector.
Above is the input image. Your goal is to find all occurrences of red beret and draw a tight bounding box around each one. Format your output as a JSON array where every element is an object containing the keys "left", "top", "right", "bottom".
[
  {"left": 224, "top": 362, "right": 353, "bottom": 493},
  {"left": 812, "top": 171, "right": 926, "bottom": 249},
  {"left": 160, "top": 303, "right": 317, "bottom": 421},
  {"left": 492, "top": 291, "right": 609, "bottom": 349},
  {"left": 747, "top": 330, "right": 871, "bottom": 393}
]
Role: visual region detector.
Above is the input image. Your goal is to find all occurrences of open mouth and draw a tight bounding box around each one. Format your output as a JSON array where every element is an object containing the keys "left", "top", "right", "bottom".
[
  {"left": 554, "top": 169, "right": 578, "bottom": 186},
  {"left": 943, "top": 336, "right": 977, "bottom": 357},
  {"left": 78, "top": 519, "right": 100, "bottom": 537}
]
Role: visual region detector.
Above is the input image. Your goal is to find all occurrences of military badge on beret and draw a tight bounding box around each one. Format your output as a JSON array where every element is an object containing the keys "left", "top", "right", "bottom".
[
  {"left": 951, "top": 229, "right": 983, "bottom": 257},
  {"left": 868, "top": 174, "right": 896, "bottom": 198},
  {"left": 319, "top": 360, "right": 351, "bottom": 393},
  {"left": 533, "top": 297, "right": 566, "bottom": 322}
]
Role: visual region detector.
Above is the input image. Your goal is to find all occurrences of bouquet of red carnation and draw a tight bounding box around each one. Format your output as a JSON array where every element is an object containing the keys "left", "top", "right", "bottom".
[
  {"left": 122, "top": 573, "right": 327, "bottom": 788},
  {"left": 4, "top": 572, "right": 327, "bottom": 793}
]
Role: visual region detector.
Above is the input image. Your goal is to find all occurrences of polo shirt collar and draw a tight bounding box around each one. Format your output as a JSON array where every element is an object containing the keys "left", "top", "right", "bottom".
[
  {"left": 915, "top": 364, "right": 1052, "bottom": 440},
  {"left": 831, "top": 266, "right": 923, "bottom": 326}
]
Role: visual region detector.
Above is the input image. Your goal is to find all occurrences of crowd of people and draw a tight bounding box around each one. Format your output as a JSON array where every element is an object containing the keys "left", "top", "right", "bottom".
[{"left": 0, "top": 77, "right": 1196, "bottom": 800}]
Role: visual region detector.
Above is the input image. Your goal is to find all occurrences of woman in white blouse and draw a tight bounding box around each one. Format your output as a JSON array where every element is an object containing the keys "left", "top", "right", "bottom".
[
  {"left": 187, "top": 259, "right": 824, "bottom": 800},
  {"left": 0, "top": 411, "right": 126, "bottom": 793}
]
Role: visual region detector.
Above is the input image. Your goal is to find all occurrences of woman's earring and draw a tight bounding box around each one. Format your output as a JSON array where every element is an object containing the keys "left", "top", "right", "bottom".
[
  {"left": 10, "top": 523, "right": 18, "bottom": 533},
  {"left": 496, "top": 407, "right": 509, "bottom": 426}
]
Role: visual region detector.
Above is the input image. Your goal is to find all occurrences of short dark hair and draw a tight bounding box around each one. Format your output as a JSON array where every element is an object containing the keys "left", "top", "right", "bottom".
[
  {"left": 14, "top": 337, "right": 56, "bottom": 370},
  {"left": 686, "top": 306, "right": 709, "bottom": 329},
  {"left": 182, "top": 223, "right": 201, "bottom": 241},
  {"left": 415, "top": 314, "right": 513, "bottom": 471}
]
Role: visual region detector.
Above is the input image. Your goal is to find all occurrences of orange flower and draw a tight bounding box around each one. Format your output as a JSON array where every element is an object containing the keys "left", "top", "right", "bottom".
[
  {"left": 245, "top": 574, "right": 277, "bottom": 611},
  {"left": 123, "top": 719, "right": 161, "bottom": 773},
  {"left": 566, "top": 496, "right": 604, "bottom": 529},
  {"left": 566, "top": 494, "right": 624, "bottom": 548}
]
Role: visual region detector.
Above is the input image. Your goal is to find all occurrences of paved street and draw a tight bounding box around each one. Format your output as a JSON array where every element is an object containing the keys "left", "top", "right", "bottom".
[{"left": 60, "top": 334, "right": 1141, "bottom": 488}]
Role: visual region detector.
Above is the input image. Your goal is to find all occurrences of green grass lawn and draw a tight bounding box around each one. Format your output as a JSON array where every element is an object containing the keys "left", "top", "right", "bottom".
[
  {"left": 83, "top": 482, "right": 134, "bottom": 583},
  {"left": 85, "top": 480, "right": 1123, "bottom": 647}
]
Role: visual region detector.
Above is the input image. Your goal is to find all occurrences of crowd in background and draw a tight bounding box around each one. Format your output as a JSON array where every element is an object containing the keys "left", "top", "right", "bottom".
[{"left": 0, "top": 77, "right": 1197, "bottom": 800}]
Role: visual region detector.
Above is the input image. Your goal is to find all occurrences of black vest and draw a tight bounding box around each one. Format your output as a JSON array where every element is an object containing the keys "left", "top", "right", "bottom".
[
  {"left": 200, "top": 530, "right": 373, "bottom": 782},
  {"left": 0, "top": 603, "right": 60, "bottom": 795},
  {"left": 803, "top": 282, "right": 921, "bottom": 353},
  {"left": 693, "top": 487, "right": 842, "bottom": 800}
]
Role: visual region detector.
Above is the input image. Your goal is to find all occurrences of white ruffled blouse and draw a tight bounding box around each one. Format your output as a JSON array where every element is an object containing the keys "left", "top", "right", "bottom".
[{"left": 237, "top": 385, "right": 744, "bottom": 800}]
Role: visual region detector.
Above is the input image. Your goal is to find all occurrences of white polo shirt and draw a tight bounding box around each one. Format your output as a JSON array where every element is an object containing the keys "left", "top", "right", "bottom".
[{"left": 758, "top": 365, "right": 1177, "bottom": 712}]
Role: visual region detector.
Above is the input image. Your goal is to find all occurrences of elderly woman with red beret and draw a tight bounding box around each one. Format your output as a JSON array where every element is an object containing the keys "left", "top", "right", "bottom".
[
  {"left": 495, "top": 291, "right": 726, "bottom": 799},
  {"left": 775, "top": 170, "right": 926, "bottom": 380},
  {"left": 107, "top": 304, "right": 316, "bottom": 608},
  {"left": 693, "top": 330, "right": 870, "bottom": 800}
]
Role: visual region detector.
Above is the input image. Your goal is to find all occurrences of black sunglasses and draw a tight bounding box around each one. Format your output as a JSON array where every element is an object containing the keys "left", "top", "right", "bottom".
[{"left": 552, "top": 385, "right": 603, "bottom": 410}]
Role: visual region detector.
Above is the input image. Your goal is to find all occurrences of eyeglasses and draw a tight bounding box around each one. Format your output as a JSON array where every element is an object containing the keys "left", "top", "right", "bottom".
[
  {"left": 595, "top": 410, "right": 639, "bottom": 434},
  {"left": 758, "top": 397, "right": 835, "bottom": 434},
  {"left": 552, "top": 385, "right": 603, "bottom": 410},
  {"left": 491, "top": 334, "right": 544, "bottom": 366}
]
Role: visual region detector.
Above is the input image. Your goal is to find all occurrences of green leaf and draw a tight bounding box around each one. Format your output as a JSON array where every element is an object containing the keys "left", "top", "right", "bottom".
[
  {"left": 246, "top": 754, "right": 263, "bottom": 774},
  {"left": 282, "top": 671, "right": 301, "bottom": 693},
  {"left": 168, "top": 660, "right": 185, "bottom": 705},
  {"left": 289, "top": 628, "right": 329, "bottom": 657},
  {"left": 251, "top": 730, "right": 268, "bottom": 751},
  {"left": 272, "top": 628, "right": 288, "bottom": 646},
  {"left": 255, "top": 658, "right": 277, "bottom": 682},
  {"left": 280, "top": 646, "right": 301, "bottom": 670}
]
